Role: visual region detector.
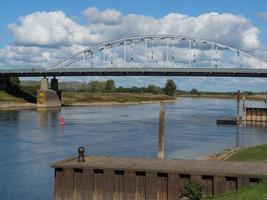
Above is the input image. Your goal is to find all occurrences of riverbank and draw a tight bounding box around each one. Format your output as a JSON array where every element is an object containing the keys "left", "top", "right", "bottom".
[
  {"left": 0, "top": 91, "right": 175, "bottom": 109},
  {"left": 202, "top": 144, "right": 267, "bottom": 161},
  {"left": 205, "top": 144, "right": 267, "bottom": 200},
  {"left": 178, "top": 93, "right": 267, "bottom": 101}
]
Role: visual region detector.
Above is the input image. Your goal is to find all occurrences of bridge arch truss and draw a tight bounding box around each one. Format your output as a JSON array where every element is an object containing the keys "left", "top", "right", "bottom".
[{"left": 46, "top": 35, "right": 267, "bottom": 71}]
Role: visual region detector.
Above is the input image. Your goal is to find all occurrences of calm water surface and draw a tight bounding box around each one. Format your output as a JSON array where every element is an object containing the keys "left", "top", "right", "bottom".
[{"left": 1, "top": 97, "right": 267, "bottom": 200}]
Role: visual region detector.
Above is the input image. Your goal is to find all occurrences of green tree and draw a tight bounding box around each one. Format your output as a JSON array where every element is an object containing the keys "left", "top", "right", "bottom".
[
  {"left": 163, "top": 79, "right": 176, "bottom": 96},
  {"left": 105, "top": 79, "right": 115, "bottom": 92},
  {"left": 8, "top": 77, "right": 20, "bottom": 88},
  {"left": 190, "top": 88, "right": 199, "bottom": 95}
]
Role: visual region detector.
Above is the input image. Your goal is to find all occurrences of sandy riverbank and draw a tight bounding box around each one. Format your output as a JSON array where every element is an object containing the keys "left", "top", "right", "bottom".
[
  {"left": 0, "top": 99, "right": 176, "bottom": 109},
  {"left": 200, "top": 147, "right": 240, "bottom": 161}
]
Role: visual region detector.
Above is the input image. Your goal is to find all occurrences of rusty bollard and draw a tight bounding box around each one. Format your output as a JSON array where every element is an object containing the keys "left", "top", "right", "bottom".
[{"left": 77, "top": 147, "right": 85, "bottom": 162}]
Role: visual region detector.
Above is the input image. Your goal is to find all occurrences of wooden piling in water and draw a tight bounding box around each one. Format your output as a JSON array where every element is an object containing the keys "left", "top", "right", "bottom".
[
  {"left": 236, "top": 90, "right": 240, "bottom": 123},
  {"left": 158, "top": 102, "right": 165, "bottom": 159}
]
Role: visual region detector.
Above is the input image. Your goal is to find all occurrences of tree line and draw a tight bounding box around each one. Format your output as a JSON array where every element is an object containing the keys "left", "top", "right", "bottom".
[{"left": 60, "top": 79, "right": 177, "bottom": 96}]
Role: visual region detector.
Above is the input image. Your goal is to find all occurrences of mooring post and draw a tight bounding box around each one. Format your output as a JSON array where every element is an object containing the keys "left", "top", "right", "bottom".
[
  {"left": 158, "top": 102, "right": 165, "bottom": 159},
  {"left": 237, "top": 90, "right": 241, "bottom": 123}
]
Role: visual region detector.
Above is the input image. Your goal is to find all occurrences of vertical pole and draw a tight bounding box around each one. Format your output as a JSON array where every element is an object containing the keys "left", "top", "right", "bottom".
[
  {"left": 158, "top": 102, "right": 165, "bottom": 159},
  {"left": 103, "top": 45, "right": 106, "bottom": 66},
  {"left": 166, "top": 37, "right": 169, "bottom": 65},
  {"left": 237, "top": 90, "right": 241, "bottom": 123},
  {"left": 237, "top": 51, "right": 240, "bottom": 68},
  {"left": 145, "top": 38, "right": 148, "bottom": 65},
  {"left": 193, "top": 40, "right": 196, "bottom": 67},
  {"left": 188, "top": 39, "right": 192, "bottom": 67},
  {"left": 211, "top": 43, "right": 214, "bottom": 68},
  {"left": 91, "top": 52, "right": 93, "bottom": 68},
  {"left": 215, "top": 45, "right": 218, "bottom": 68},
  {"left": 124, "top": 41, "right": 126, "bottom": 66}
]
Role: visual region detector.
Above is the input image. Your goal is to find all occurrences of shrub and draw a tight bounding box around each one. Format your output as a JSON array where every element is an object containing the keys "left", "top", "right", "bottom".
[{"left": 181, "top": 181, "right": 203, "bottom": 200}]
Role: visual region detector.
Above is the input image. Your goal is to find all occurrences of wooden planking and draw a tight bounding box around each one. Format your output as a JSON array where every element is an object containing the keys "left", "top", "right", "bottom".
[
  {"left": 136, "top": 172, "right": 146, "bottom": 200},
  {"left": 179, "top": 174, "right": 190, "bottom": 193},
  {"left": 146, "top": 173, "right": 158, "bottom": 200},
  {"left": 157, "top": 174, "right": 168, "bottom": 200},
  {"left": 237, "top": 177, "right": 250, "bottom": 189},
  {"left": 103, "top": 170, "right": 114, "bottom": 200},
  {"left": 73, "top": 169, "right": 94, "bottom": 200},
  {"left": 62, "top": 169, "right": 74, "bottom": 200},
  {"left": 54, "top": 169, "right": 63, "bottom": 200},
  {"left": 202, "top": 176, "right": 213, "bottom": 197},
  {"left": 93, "top": 170, "right": 104, "bottom": 200},
  {"left": 124, "top": 172, "right": 136, "bottom": 200},
  {"left": 213, "top": 176, "right": 226, "bottom": 197},
  {"left": 167, "top": 174, "right": 180, "bottom": 200},
  {"left": 225, "top": 177, "right": 237, "bottom": 192},
  {"left": 114, "top": 172, "right": 124, "bottom": 200}
]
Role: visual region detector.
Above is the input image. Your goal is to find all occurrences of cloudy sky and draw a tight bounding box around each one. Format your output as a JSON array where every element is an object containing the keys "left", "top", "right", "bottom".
[{"left": 1, "top": 0, "right": 267, "bottom": 91}]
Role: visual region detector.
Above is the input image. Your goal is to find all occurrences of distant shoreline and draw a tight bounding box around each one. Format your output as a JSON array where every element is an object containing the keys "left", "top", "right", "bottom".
[{"left": 0, "top": 99, "right": 176, "bottom": 109}]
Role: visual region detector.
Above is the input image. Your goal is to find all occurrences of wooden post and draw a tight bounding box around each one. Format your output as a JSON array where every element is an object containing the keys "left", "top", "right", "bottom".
[
  {"left": 237, "top": 90, "right": 241, "bottom": 123},
  {"left": 158, "top": 102, "right": 165, "bottom": 159}
]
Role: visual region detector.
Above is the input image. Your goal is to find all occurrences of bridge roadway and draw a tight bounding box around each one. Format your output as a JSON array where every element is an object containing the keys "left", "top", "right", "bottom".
[{"left": 1, "top": 67, "right": 267, "bottom": 77}]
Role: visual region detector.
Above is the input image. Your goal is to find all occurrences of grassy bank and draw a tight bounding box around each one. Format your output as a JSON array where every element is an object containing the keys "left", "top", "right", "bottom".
[
  {"left": 213, "top": 181, "right": 267, "bottom": 200},
  {"left": 226, "top": 144, "right": 267, "bottom": 162},
  {"left": 0, "top": 90, "right": 175, "bottom": 107},
  {"left": 0, "top": 91, "right": 27, "bottom": 103},
  {"left": 178, "top": 93, "right": 266, "bottom": 101},
  {"left": 62, "top": 92, "right": 175, "bottom": 105},
  {"left": 208, "top": 144, "right": 267, "bottom": 199}
]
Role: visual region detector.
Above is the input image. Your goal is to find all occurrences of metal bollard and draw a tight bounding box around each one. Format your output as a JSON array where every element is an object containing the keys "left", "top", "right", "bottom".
[{"left": 77, "top": 147, "right": 85, "bottom": 162}]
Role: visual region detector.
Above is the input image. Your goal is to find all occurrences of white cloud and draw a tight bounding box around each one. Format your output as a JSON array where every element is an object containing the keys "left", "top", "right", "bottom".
[
  {"left": 8, "top": 11, "right": 102, "bottom": 47},
  {"left": 83, "top": 7, "right": 122, "bottom": 25}
]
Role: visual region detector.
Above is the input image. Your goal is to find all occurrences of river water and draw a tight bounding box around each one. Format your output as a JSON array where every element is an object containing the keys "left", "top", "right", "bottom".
[{"left": 1, "top": 97, "right": 267, "bottom": 200}]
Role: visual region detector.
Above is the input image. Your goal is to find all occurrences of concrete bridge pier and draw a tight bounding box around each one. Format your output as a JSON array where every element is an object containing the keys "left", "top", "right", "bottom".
[{"left": 37, "top": 77, "right": 61, "bottom": 108}]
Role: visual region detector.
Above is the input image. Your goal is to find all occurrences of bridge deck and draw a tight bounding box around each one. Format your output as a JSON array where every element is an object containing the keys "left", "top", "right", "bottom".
[{"left": 2, "top": 68, "right": 267, "bottom": 77}]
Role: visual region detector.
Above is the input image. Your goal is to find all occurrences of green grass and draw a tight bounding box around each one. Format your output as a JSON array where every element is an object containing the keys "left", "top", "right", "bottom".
[
  {"left": 226, "top": 144, "right": 267, "bottom": 162},
  {"left": 62, "top": 92, "right": 174, "bottom": 105},
  {"left": 213, "top": 181, "right": 267, "bottom": 200},
  {"left": 207, "top": 144, "right": 267, "bottom": 200},
  {"left": 0, "top": 91, "right": 27, "bottom": 103}
]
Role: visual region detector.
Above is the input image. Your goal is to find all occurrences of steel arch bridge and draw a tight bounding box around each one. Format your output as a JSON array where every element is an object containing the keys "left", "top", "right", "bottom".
[
  {"left": 1, "top": 34, "right": 267, "bottom": 77},
  {"left": 46, "top": 34, "right": 267, "bottom": 70}
]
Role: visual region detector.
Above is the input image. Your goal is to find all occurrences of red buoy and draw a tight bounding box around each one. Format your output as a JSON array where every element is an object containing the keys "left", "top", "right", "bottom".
[{"left": 60, "top": 116, "right": 65, "bottom": 126}]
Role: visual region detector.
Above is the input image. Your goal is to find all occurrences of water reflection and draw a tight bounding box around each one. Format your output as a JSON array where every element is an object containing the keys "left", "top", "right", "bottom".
[{"left": 37, "top": 108, "right": 61, "bottom": 128}]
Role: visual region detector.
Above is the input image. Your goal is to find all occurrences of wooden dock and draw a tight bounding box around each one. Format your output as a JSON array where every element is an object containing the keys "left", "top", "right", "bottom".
[
  {"left": 216, "top": 117, "right": 237, "bottom": 124},
  {"left": 52, "top": 156, "right": 267, "bottom": 199}
]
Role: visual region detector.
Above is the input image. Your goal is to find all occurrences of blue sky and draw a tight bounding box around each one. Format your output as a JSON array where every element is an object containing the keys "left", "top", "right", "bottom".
[{"left": 1, "top": 0, "right": 267, "bottom": 91}]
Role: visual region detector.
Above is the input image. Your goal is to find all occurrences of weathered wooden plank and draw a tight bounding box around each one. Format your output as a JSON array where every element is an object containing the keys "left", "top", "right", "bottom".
[
  {"left": 213, "top": 176, "right": 225, "bottom": 197},
  {"left": 167, "top": 174, "right": 180, "bottom": 200},
  {"left": 135, "top": 172, "right": 146, "bottom": 200},
  {"left": 157, "top": 173, "right": 168, "bottom": 200},
  {"left": 54, "top": 169, "right": 63, "bottom": 200},
  {"left": 124, "top": 171, "right": 136, "bottom": 200},
  {"left": 103, "top": 170, "right": 114, "bottom": 200},
  {"left": 84, "top": 169, "right": 94, "bottom": 200},
  {"left": 237, "top": 177, "right": 250, "bottom": 189},
  {"left": 146, "top": 173, "right": 158, "bottom": 200},
  {"left": 62, "top": 168, "right": 74, "bottom": 200},
  {"left": 93, "top": 169, "right": 104, "bottom": 200},
  {"left": 225, "top": 177, "right": 237, "bottom": 192},
  {"left": 114, "top": 171, "right": 124, "bottom": 200},
  {"left": 202, "top": 176, "right": 213, "bottom": 197}
]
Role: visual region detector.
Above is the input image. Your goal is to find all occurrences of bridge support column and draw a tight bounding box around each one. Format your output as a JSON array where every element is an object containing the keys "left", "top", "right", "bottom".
[
  {"left": 51, "top": 77, "right": 62, "bottom": 101},
  {"left": 37, "top": 77, "right": 61, "bottom": 108}
]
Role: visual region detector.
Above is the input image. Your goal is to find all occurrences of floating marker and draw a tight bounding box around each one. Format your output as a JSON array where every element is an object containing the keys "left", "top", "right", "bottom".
[{"left": 60, "top": 116, "right": 65, "bottom": 126}]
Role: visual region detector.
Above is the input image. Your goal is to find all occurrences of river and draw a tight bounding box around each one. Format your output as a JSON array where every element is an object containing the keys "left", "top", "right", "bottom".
[{"left": 1, "top": 97, "right": 267, "bottom": 200}]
